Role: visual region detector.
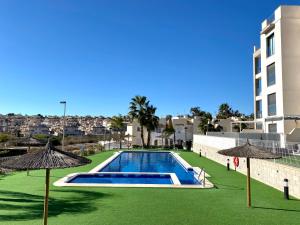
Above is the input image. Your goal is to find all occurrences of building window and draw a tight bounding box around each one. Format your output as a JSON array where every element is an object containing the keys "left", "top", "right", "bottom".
[
  {"left": 256, "top": 123, "right": 263, "bottom": 130},
  {"left": 268, "top": 93, "right": 276, "bottom": 116},
  {"left": 267, "top": 33, "right": 275, "bottom": 57},
  {"left": 256, "top": 100, "right": 262, "bottom": 118},
  {"left": 255, "top": 78, "right": 261, "bottom": 96},
  {"left": 267, "top": 63, "right": 275, "bottom": 86},
  {"left": 255, "top": 56, "right": 261, "bottom": 74},
  {"left": 268, "top": 123, "right": 277, "bottom": 133}
]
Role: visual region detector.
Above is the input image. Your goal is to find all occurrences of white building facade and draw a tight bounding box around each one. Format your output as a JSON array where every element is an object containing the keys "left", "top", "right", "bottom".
[
  {"left": 126, "top": 116, "right": 200, "bottom": 147},
  {"left": 253, "top": 6, "right": 300, "bottom": 140}
]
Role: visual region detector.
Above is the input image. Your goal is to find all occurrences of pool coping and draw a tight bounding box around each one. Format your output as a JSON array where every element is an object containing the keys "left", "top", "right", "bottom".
[
  {"left": 54, "top": 151, "right": 214, "bottom": 189},
  {"left": 89, "top": 151, "right": 122, "bottom": 173}
]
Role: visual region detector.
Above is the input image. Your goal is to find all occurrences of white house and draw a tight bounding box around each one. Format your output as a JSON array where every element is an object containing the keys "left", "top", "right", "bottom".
[
  {"left": 126, "top": 116, "right": 200, "bottom": 147},
  {"left": 253, "top": 5, "right": 300, "bottom": 142}
]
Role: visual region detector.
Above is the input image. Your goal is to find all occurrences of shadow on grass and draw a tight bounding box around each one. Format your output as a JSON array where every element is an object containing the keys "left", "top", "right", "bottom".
[
  {"left": 0, "top": 173, "right": 13, "bottom": 180},
  {"left": 213, "top": 182, "right": 244, "bottom": 191},
  {"left": 0, "top": 189, "right": 112, "bottom": 222},
  {"left": 253, "top": 206, "right": 300, "bottom": 213},
  {"left": 26, "top": 174, "right": 63, "bottom": 178}
]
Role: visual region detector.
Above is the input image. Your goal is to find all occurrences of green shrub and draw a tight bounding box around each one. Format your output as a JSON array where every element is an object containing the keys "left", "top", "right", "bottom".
[
  {"left": 50, "top": 136, "right": 61, "bottom": 146},
  {"left": 64, "top": 135, "right": 100, "bottom": 145},
  {"left": 32, "top": 134, "right": 49, "bottom": 141},
  {"left": 87, "top": 149, "right": 95, "bottom": 155},
  {"left": 132, "top": 145, "right": 141, "bottom": 148},
  {"left": 0, "top": 133, "right": 10, "bottom": 143}
]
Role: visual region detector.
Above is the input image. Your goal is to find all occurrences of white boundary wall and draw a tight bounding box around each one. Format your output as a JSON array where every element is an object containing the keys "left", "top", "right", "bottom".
[{"left": 193, "top": 135, "right": 300, "bottom": 199}]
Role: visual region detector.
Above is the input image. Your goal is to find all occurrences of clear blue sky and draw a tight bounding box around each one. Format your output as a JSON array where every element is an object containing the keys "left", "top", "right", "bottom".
[{"left": 0, "top": 0, "right": 298, "bottom": 117}]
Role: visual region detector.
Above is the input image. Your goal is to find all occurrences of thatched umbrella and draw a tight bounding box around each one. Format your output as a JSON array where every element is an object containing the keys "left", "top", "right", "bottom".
[
  {"left": 1, "top": 140, "right": 91, "bottom": 225},
  {"left": 17, "top": 137, "right": 46, "bottom": 147},
  {"left": 16, "top": 136, "right": 46, "bottom": 175},
  {"left": 0, "top": 148, "right": 27, "bottom": 173},
  {"left": 218, "top": 139, "right": 281, "bottom": 207}
]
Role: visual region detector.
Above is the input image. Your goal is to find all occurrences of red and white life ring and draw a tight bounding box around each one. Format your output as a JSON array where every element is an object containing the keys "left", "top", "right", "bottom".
[{"left": 233, "top": 157, "right": 239, "bottom": 168}]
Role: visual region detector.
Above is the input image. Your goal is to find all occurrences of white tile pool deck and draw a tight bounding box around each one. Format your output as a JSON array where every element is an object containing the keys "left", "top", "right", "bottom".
[{"left": 54, "top": 151, "right": 213, "bottom": 189}]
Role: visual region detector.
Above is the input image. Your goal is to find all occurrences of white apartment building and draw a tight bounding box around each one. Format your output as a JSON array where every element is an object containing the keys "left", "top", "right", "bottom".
[
  {"left": 126, "top": 116, "right": 200, "bottom": 147},
  {"left": 253, "top": 5, "right": 300, "bottom": 141}
]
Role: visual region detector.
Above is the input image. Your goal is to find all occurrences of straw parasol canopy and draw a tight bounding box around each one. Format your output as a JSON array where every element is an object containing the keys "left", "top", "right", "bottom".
[
  {"left": 218, "top": 141, "right": 282, "bottom": 159},
  {"left": 2, "top": 141, "right": 91, "bottom": 170},
  {"left": 0, "top": 155, "right": 21, "bottom": 173},
  {"left": 0, "top": 155, "right": 22, "bottom": 164},
  {"left": 16, "top": 137, "right": 46, "bottom": 147},
  {"left": 218, "top": 139, "right": 281, "bottom": 207},
  {"left": 1, "top": 140, "right": 91, "bottom": 225},
  {"left": 17, "top": 136, "right": 46, "bottom": 175}
]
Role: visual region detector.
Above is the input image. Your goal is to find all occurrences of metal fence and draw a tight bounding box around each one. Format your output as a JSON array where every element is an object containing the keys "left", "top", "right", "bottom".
[
  {"left": 207, "top": 132, "right": 281, "bottom": 141},
  {"left": 237, "top": 138, "right": 300, "bottom": 168}
]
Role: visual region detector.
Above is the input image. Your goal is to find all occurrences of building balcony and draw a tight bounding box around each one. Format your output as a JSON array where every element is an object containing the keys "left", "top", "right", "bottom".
[
  {"left": 268, "top": 105, "right": 277, "bottom": 116},
  {"left": 256, "top": 111, "right": 262, "bottom": 119},
  {"left": 261, "top": 13, "right": 275, "bottom": 34},
  {"left": 267, "top": 13, "right": 275, "bottom": 24}
]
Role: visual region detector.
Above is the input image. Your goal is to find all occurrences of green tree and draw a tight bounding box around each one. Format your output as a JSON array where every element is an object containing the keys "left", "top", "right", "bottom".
[
  {"left": 0, "top": 133, "right": 10, "bottom": 143},
  {"left": 144, "top": 105, "right": 159, "bottom": 148},
  {"left": 163, "top": 115, "right": 175, "bottom": 147},
  {"left": 216, "top": 103, "right": 243, "bottom": 119},
  {"left": 217, "top": 103, "right": 232, "bottom": 119},
  {"left": 197, "top": 112, "right": 213, "bottom": 134},
  {"left": 216, "top": 103, "right": 234, "bottom": 119},
  {"left": 190, "top": 106, "right": 216, "bottom": 134},
  {"left": 128, "top": 95, "right": 149, "bottom": 148},
  {"left": 190, "top": 107, "right": 208, "bottom": 117},
  {"left": 110, "top": 115, "right": 126, "bottom": 149}
]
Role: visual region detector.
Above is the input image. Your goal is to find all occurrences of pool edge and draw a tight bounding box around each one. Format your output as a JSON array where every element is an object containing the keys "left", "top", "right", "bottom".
[{"left": 54, "top": 150, "right": 214, "bottom": 189}]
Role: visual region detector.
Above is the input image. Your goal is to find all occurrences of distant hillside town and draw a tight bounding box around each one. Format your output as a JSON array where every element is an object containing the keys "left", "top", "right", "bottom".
[
  {"left": 0, "top": 114, "right": 115, "bottom": 137},
  {"left": 0, "top": 100, "right": 253, "bottom": 150}
]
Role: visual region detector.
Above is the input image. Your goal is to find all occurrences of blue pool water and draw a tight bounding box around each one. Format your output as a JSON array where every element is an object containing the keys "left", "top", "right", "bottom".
[
  {"left": 68, "top": 151, "right": 200, "bottom": 185},
  {"left": 69, "top": 173, "right": 173, "bottom": 184},
  {"left": 99, "top": 151, "right": 199, "bottom": 185}
]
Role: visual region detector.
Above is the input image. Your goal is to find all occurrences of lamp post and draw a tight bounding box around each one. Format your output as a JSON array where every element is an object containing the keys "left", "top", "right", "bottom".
[
  {"left": 118, "top": 129, "right": 121, "bottom": 149},
  {"left": 227, "top": 158, "right": 230, "bottom": 171},
  {"left": 127, "top": 134, "right": 130, "bottom": 150},
  {"left": 108, "top": 128, "right": 112, "bottom": 150},
  {"left": 284, "top": 178, "right": 289, "bottom": 200},
  {"left": 104, "top": 129, "right": 106, "bottom": 150},
  {"left": 60, "top": 101, "right": 66, "bottom": 151},
  {"left": 206, "top": 120, "right": 211, "bottom": 135},
  {"left": 184, "top": 127, "right": 187, "bottom": 149}
]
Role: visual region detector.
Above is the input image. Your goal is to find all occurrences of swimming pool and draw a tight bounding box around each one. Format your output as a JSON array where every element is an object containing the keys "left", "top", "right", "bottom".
[
  {"left": 55, "top": 151, "right": 211, "bottom": 188},
  {"left": 69, "top": 173, "right": 175, "bottom": 184}
]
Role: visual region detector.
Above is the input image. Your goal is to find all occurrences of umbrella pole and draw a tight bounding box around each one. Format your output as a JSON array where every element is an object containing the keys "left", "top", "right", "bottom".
[
  {"left": 27, "top": 146, "right": 30, "bottom": 176},
  {"left": 43, "top": 169, "right": 50, "bottom": 225},
  {"left": 246, "top": 157, "right": 251, "bottom": 207}
]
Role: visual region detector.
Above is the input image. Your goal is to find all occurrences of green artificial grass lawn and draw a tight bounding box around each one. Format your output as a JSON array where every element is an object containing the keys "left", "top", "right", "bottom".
[{"left": 0, "top": 150, "right": 299, "bottom": 225}]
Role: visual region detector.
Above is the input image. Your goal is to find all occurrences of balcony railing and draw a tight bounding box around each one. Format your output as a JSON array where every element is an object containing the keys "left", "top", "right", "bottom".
[
  {"left": 266, "top": 13, "right": 275, "bottom": 25},
  {"left": 256, "top": 111, "right": 262, "bottom": 119},
  {"left": 256, "top": 88, "right": 261, "bottom": 96},
  {"left": 268, "top": 105, "right": 276, "bottom": 116}
]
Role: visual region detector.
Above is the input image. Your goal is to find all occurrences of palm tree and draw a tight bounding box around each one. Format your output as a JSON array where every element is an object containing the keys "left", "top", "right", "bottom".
[
  {"left": 144, "top": 105, "right": 159, "bottom": 148},
  {"left": 110, "top": 115, "right": 126, "bottom": 149},
  {"left": 190, "top": 107, "right": 207, "bottom": 117},
  {"left": 128, "top": 96, "right": 149, "bottom": 148},
  {"left": 163, "top": 115, "right": 175, "bottom": 148},
  {"left": 198, "top": 112, "right": 213, "bottom": 134}
]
